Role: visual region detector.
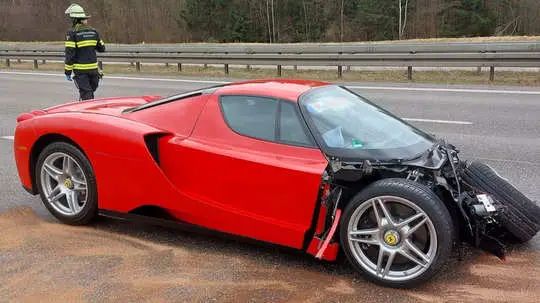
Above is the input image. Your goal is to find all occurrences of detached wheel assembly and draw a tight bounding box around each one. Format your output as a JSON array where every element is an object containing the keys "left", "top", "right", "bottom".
[
  {"left": 462, "top": 161, "right": 540, "bottom": 243},
  {"left": 340, "top": 179, "right": 454, "bottom": 288}
]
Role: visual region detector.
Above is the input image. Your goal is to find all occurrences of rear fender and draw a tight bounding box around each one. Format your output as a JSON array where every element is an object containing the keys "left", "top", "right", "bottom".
[{"left": 26, "top": 113, "right": 177, "bottom": 211}]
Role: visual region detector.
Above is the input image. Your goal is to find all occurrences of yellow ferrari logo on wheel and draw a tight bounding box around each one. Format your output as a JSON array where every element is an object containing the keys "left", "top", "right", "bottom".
[
  {"left": 384, "top": 231, "right": 400, "bottom": 246},
  {"left": 64, "top": 179, "right": 74, "bottom": 189}
]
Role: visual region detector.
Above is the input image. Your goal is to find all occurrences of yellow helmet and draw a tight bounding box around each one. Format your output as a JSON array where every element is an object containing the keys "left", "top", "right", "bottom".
[{"left": 65, "top": 3, "right": 91, "bottom": 19}]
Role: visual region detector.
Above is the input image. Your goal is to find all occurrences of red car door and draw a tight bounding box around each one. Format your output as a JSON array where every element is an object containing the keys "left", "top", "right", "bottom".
[{"left": 159, "top": 94, "right": 328, "bottom": 249}]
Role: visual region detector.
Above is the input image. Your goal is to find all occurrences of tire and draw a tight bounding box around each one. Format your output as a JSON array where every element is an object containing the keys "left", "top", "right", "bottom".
[
  {"left": 35, "top": 142, "right": 98, "bottom": 225},
  {"left": 462, "top": 161, "right": 540, "bottom": 243},
  {"left": 340, "top": 178, "right": 454, "bottom": 288}
]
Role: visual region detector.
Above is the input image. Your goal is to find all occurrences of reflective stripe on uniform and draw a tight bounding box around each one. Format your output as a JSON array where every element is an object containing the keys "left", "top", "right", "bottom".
[
  {"left": 65, "top": 64, "right": 74, "bottom": 70},
  {"left": 74, "top": 63, "right": 98, "bottom": 70},
  {"left": 65, "top": 41, "right": 76, "bottom": 48},
  {"left": 76, "top": 40, "right": 98, "bottom": 47}
]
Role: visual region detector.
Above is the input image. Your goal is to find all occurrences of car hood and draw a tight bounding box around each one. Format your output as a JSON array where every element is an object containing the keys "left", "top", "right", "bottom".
[{"left": 44, "top": 96, "right": 162, "bottom": 116}]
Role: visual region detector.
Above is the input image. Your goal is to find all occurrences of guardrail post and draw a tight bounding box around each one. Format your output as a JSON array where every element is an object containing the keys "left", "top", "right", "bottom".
[
  {"left": 489, "top": 66, "right": 495, "bottom": 82},
  {"left": 476, "top": 66, "right": 482, "bottom": 74},
  {"left": 407, "top": 66, "right": 413, "bottom": 80},
  {"left": 224, "top": 64, "right": 229, "bottom": 75},
  {"left": 246, "top": 65, "right": 251, "bottom": 70},
  {"left": 277, "top": 65, "right": 282, "bottom": 77},
  {"left": 136, "top": 61, "right": 141, "bottom": 72},
  {"left": 33, "top": 59, "right": 38, "bottom": 69},
  {"left": 294, "top": 65, "right": 298, "bottom": 72},
  {"left": 17, "top": 59, "right": 21, "bottom": 64},
  {"left": 5, "top": 59, "right": 10, "bottom": 68},
  {"left": 98, "top": 61, "right": 103, "bottom": 70},
  {"left": 165, "top": 62, "right": 169, "bottom": 67},
  {"left": 338, "top": 66, "right": 343, "bottom": 79},
  {"left": 42, "top": 59, "right": 46, "bottom": 64},
  {"left": 176, "top": 63, "right": 181, "bottom": 72}
]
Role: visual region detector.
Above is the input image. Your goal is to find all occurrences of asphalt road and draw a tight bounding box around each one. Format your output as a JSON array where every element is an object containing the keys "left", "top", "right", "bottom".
[{"left": 0, "top": 71, "right": 539, "bottom": 302}]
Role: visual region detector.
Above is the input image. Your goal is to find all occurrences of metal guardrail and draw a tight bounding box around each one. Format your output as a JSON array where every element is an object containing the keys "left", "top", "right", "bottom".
[{"left": 1, "top": 41, "right": 539, "bottom": 80}]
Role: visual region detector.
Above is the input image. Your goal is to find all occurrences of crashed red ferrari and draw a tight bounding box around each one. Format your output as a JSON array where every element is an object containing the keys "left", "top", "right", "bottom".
[{"left": 14, "top": 79, "right": 540, "bottom": 287}]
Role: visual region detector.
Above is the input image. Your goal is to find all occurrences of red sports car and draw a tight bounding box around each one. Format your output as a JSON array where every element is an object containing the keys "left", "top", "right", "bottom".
[{"left": 14, "top": 79, "right": 540, "bottom": 287}]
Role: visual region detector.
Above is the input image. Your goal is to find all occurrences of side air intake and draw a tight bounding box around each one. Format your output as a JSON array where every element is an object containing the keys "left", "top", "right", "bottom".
[{"left": 144, "top": 133, "right": 167, "bottom": 165}]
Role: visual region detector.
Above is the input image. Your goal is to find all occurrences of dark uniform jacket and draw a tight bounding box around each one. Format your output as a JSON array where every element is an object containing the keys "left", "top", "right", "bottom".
[{"left": 64, "top": 24, "right": 105, "bottom": 75}]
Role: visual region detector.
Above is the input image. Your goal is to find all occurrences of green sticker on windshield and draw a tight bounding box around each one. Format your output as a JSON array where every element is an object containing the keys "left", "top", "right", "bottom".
[{"left": 351, "top": 139, "right": 364, "bottom": 148}]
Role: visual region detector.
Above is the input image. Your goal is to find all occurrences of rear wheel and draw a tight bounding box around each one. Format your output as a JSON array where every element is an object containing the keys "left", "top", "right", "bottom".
[
  {"left": 340, "top": 179, "right": 454, "bottom": 288},
  {"left": 35, "top": 142, "right": 97, "bottom": 225},
  {"left": 462, "top": 161, "right": 540, "bottom": 243}
]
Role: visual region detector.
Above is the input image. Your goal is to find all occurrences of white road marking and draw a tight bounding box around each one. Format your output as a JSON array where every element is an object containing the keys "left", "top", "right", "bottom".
[
  {"left": 402, "top": 118, "right": 473, "bottom": 125},
  {"left": 2, "top": 71, "right": 540, "bottom": 95},
  {"left": 106, "top": 75, "right": 228, "bottom": 84},
  {"left": 472, "top": 157, "right": 540, "bottom": 166},
  {"left": 0, "top": 71, "right": 229, "bottom": 84},
  {"left": 347, "top": 85, "right": 540, "bottom": 95},
  {"left": 0, "top": 136, "right": 14, "bottom": 140}
]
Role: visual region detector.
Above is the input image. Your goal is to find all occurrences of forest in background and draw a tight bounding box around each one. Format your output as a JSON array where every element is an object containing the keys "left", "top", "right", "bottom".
[{"left": 1, "top": 0, "right": 539, "bottom": 43}]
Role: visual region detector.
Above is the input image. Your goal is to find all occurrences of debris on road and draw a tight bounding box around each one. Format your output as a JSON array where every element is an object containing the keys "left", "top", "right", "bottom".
[{"left": 0, "top": 207, "right": 538, "bottom": 302}]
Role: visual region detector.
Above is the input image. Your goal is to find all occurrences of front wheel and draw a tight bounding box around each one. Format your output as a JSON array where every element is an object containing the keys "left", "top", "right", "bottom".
[
  {"left": 340, "top": 179, "right": 454, "bottom": 288},
  {"left": 35, "top": 142, "right": 98, "bottom": 225}
]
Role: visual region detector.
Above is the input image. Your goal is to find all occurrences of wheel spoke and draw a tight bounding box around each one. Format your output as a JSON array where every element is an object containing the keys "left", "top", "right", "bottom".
[
  {"left": 398, "top": 248, "right": 428, "bottom": 268},
  {"left": 396, "top": 212, "right": 425, "bottom": 228},
  {"left": 372, "top": 200, "right": 382, "bottom": 227},
  {"left": 382, "top": 252, "right": 396, "bottom": 278},
  {"left": 66, "top": 191, "right": 79, "bottom": 214},
  {"left": 350, "top": 237, "right": 379, "bottom": 245},
  {"left": 377, "top": 199, "right": 394, "bottom": 225},
  {"left": 405, "top": 240, "right": 430, "bottom": 263},
  {"left": 73, "top": 184, "right": 87, "bottom": 192},
  {"left": 404, "top": 217, "right": 428, "bottom": 238},
  {"left": 376, "top": 247, "right": 385, "bottom": 275},
  {"left": 350, "top": 228, "right": 379, "bottom": 245},
  {"left": 47, "top": 185, "right": 60, "bottom": 198},
  {"left": 350, "top": 228, "right": 379, "bottom": 236},
  {"left": 63, "top": 156, "right": 73, "bottom": 175},
  {"left": 43, "top": 163, "right": 62, "bottom": 180},
  {"left": 72, "top": 177, "right": 87, "bottom": 191},
  {"left": 376, "top": 248, "right": 396, "bottom": 278},
  {"left": 48, "top": 187, "right": 65, "bottom": 203}
]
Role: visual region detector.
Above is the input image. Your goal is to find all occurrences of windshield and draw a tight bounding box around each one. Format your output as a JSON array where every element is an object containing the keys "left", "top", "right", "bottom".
[{"left": 299, "top": 86, "right": 434, "bottom": 161}]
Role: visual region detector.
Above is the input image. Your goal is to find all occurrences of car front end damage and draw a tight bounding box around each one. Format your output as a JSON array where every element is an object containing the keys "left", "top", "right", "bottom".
[
  {"left": 309, "top": 140, "right": 528, "bottom": 261},
  {"left": 299, "top": 85, "right": 539, "bottom": 283}
]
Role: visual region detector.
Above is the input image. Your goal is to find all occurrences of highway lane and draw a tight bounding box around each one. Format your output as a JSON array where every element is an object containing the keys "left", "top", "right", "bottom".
[
  {"left": 1, "top": 71, "right": 539, "bottom": 202},
  {"left": 0, "top": 71, "right": 539, "bottom": 301}
]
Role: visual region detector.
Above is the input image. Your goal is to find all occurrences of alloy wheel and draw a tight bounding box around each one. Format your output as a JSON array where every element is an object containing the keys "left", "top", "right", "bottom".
[
  {"left": 346, "top": 195, "right": 438, "bottom": 282},
  {"left": 40, "top": 152, "right": 88, "bottom": 216}
]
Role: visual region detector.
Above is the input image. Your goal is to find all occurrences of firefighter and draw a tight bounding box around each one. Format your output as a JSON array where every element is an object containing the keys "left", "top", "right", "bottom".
[{"left": 64, "top": 4, "right": 105, "bottom": 100}]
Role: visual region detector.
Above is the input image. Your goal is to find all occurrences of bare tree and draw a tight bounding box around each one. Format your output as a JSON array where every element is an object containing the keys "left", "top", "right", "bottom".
[
  {"left": 270, "top": 0, "right": 276, "bottom": 43},
  {"left": 340, "top": 0, "right": 344, "bottom": 42},
  {"left": 266, "top": 0, "right": 272, "bottom": 43},
  {"left": 302, "top": 0, "right": 309, "bottom": 41},
  {"left": 399, "top": 0, "right": 409, "bottom": 40}
]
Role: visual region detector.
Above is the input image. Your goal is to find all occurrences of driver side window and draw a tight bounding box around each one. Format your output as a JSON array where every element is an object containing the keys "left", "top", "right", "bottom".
[{"left": 220, "top": 95, "right": 315, "bottom": 148}]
